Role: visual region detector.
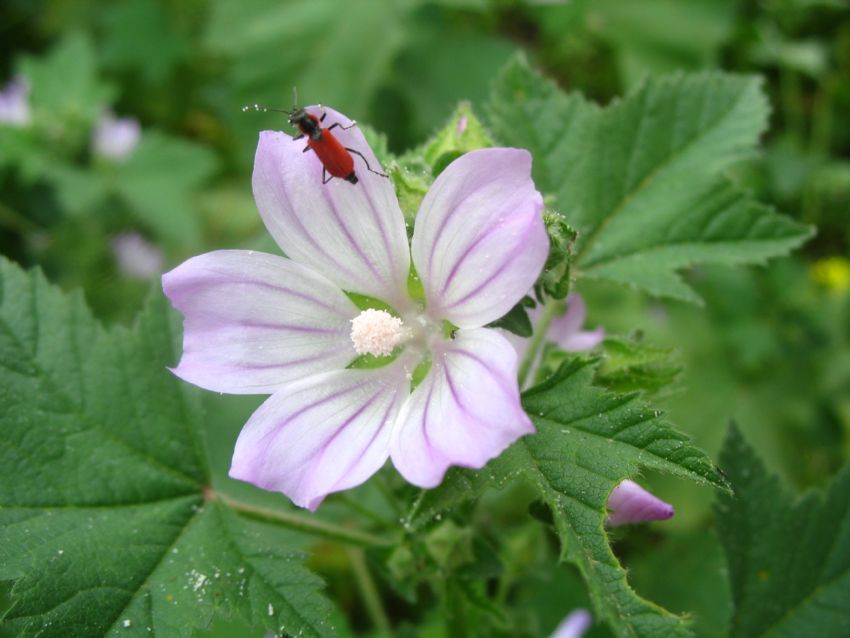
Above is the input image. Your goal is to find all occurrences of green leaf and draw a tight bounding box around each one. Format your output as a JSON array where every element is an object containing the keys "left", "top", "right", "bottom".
[
  {"left": 115, "top": 132, "right": 217, "bottom": 247},
  {"left": 715, "top": 425, "right": 850, "bottom": 638},
  {"left": 19, "top": 33, "right": 113, "bottom": 144},
  {"left": 488, "top": 55, "right": 813, "bottom": 303},
  {"left": 407, "top": 359, "right": 726, "bottom": 636},
  {"left": 487, "top": 297, "right": 534, "bottom": 338},
  {"left": 536, "top": 210, "right": 577, "bottom": 301},
  {"left": 390, "top": 103, "right": 496, "bottom": 223},
  {"left": 99, "top": 0, "right": 188, "bottom": 82},
  {"left": 594, "top": 335, "right": 681, "bottom": 396},
  {"left": 204, "top": 0, "right": 415, "bottom": 167},
  {"left": 0, "top": 258, "right": 334, "bottom": 637},
  {"left": 419, "top": 102, "right": 495, "bottom": 173},
  {"left": 591, "top": 0, "right": 737, "bottom": 87}
]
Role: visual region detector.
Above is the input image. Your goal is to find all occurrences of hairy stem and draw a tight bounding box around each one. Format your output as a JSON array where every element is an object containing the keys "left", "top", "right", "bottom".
[
  {"left": 217, "top": 492, "right": 394, "bottom": 547},
  {"left": 347, "top": 547, "right": 393, "bottom": 636},
  {"left": 517, "top": 299, "right": 563, "bottom": 389}
]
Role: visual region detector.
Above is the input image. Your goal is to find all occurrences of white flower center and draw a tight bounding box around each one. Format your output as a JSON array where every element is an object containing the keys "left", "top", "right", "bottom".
[{"left": 350, "top": 309, "right": 406, "bottom": 357}]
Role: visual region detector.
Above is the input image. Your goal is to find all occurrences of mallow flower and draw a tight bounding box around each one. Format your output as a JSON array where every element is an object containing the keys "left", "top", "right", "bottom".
[
  {"left": 163, "top": 106, "right": 548, "bottom": 510},
  {"left": 606, "top": 479, "right": 675, "bottom": 527}
]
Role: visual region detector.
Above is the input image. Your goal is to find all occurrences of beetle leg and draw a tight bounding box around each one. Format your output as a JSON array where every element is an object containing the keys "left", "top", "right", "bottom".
[
  {"left": 322, "top": 167, "right": 333, "bottom": 184},
  {"left": 302, "top": 145, "right": 311, "bottom": 153},
  {"left": 327, "top": 120, "right": 357, "bottom": 132},
  {"left": 293, "top": 133, "right": 304, "bottom": 141},
  {"left": 346, "top": 147, "right": 388, "bottom": 178}
]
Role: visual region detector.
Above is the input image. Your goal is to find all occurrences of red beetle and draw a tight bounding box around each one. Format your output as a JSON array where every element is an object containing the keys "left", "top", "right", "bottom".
[{"left": 246, "top": 99, "right": 387, "bottom": 185}]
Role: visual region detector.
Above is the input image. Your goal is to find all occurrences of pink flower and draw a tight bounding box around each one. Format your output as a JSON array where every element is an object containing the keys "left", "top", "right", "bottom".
[
  {"left": 92, "top": 111, "right": 141, "bottom": 160},
  {"left": 0, "top": 76, "right": 31, "bottom": 127},
  {"left": 550, "top": 609, "right": 591, "bottom": 638},
  {"left": 162, "top": 106, "right": 548, "bottom": 510},
  {"left": 606, "top": 479, "right": 675, "bottom": 527}
]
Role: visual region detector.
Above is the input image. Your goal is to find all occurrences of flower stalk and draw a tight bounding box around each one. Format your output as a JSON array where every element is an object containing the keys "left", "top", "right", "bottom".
[{"left": 216, "top": 492, "right": 394, "bottom": 547}]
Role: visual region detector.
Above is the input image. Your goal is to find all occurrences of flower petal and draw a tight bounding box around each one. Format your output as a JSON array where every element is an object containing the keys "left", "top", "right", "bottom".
[
  {"left": 391, "top": 328, "right": 533, "bottom": 487},
  {"left": 560, "top": 327, "right": 605, "bottom": 352},
  {"left": 606, "top": 479, "right": 675, "bottom": 526},
  {"left": 252, "top": 108, "right": 410, "bottom": 309},
  {"left": 230, "top": 359, "right": 411, "bottom": 510},
  {"left": 549, "top": 294, "right": 587, "bottom": 343},
  {"left": 163, "top": 250, "right": 358, "bottom": 395},
  {"left": 411, "top": 148, "right": 548, "bottom": 328},
  {"left": 551, "top": 294, "right": 605, "bottom": 352}
]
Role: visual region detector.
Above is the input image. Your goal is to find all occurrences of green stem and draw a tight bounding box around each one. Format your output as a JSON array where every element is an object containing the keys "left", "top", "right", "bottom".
[
  {"left": 217, "top": 493, "right": 394, "bottom": 547},
  {"left": 346, "top": 547, "right": 393, "bottom": 637},
  {"left": 337, "top": 493, "right": 396, "bottom": 529},
  {"left": 780, "top": 67, "right": 804, "bottom": 144},
  {"left": 0, "top": 200, "right": 39, "bottom": 233},
  {"left": 517, "top": 300, "right": 563, "bottom": 389},
  {"left": 810, "top": 75, "right": 834, "bottom": 156}
]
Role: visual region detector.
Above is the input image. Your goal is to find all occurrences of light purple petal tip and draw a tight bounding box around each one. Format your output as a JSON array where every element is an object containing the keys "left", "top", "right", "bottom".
[
  {"left": 252, "top": 107, "right": 411, "bottom": 309},
  {"left": 411, "top": 148, "right": 548, "bottom": 329},
  {"left": 606, "top": 479, "right": 675, "bottom": 527},
  {"left": 391, "top": 328, "right": 534, "bottom": 487},
  {"left": 549, "top": 294, "right": 605, "bottom": 352},
  {"left": 162, "top": 250, "right": 358, "bottom": 395},
  {"left": 550, "top": 609, "right": 592, "bottom": 638},
  {"left": 230, "top": 361, "right": 411, "bottom": 510}
]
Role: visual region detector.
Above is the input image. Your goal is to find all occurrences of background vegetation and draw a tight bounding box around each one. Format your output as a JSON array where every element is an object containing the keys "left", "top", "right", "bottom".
[{"left": 1, "top": 1, "right": 848, "bottom": 636}]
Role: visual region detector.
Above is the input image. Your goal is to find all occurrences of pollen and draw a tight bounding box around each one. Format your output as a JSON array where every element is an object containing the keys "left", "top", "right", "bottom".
[{"left": 350, "top": 309, "right": 405, "bottom": 357}]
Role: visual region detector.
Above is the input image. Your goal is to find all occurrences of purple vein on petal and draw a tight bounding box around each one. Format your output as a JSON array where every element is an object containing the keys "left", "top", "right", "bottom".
[
  {"left": 424, "top": 187, "right": 483, "bottom": 284},
  {"left": 260, "top": 148, "right": 358, "bottom": 281},
  {"left": 357, "top": 177, "right": 402, "bottom": 288},
  {"left": 289, "top": 389, "right": 384, "bottom": 496},
  {"left": 233, "top": 321, "right": 342, "bottom": 335},
  {"left": 420, "top": 375, "right": 438, "bottom": 453},
  {"left": 442, "top": 363, "right": 473, "bottom": 419},
  {"left": 324, "top": 186, "right": 388, "bottom": 287},
  {"left": 438, "top": 220, "right": 506, "bottom": 295},
  {"left": 441, "top": 236, "right": 525, "bottom": 310},
  {"left": 328, "top": 393, "right": 397, "bottom": 492},
  {"left": 444, "top": 346, "right": 514, "bottom": 397},
  {"left": 255, "top": 381, "right": 365, "bottom": 452},
  {"left": 200, "top": 351, "right": 341, "bottom": 372}
]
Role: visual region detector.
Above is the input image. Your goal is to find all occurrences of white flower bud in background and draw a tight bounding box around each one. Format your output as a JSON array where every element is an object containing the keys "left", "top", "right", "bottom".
[
  {"left": 550, "top": 608, "right": 592, "bottom": 638},
  {"left": 92, "top": 111, "right": 141, "bottom": 160},
  {"left": 0, "top": 76, "right": 31, "bottom": 127},
  {"left": 111, "top": 232, "right": 164, "bottom": 279}
]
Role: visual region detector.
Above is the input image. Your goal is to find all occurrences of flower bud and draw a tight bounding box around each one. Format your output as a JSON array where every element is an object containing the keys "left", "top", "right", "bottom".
[
  {"left": 606, "top": 479, "right": 674, "bottom": 527},
  {"left": 550, "top": 609, "right": 592, "bottom": 638}
]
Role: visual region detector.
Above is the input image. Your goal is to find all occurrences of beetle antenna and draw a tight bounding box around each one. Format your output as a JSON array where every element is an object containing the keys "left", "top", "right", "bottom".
[{"left": 241, "top": 103, "right": 292, "bottom": 115}]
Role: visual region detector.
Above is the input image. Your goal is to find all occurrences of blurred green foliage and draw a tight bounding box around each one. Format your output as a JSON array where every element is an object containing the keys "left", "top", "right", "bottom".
[{"left": 1, "top": 0, "right": 849, "bottom": 635}]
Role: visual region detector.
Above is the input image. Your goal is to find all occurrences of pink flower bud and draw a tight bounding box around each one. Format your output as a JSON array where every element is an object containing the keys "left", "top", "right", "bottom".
[
  {"left": 606, "top": 479, "right": 674, "bottom": 527},
  {"left": 550, "top": 609, "right": 592, "bottom": 638}
]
